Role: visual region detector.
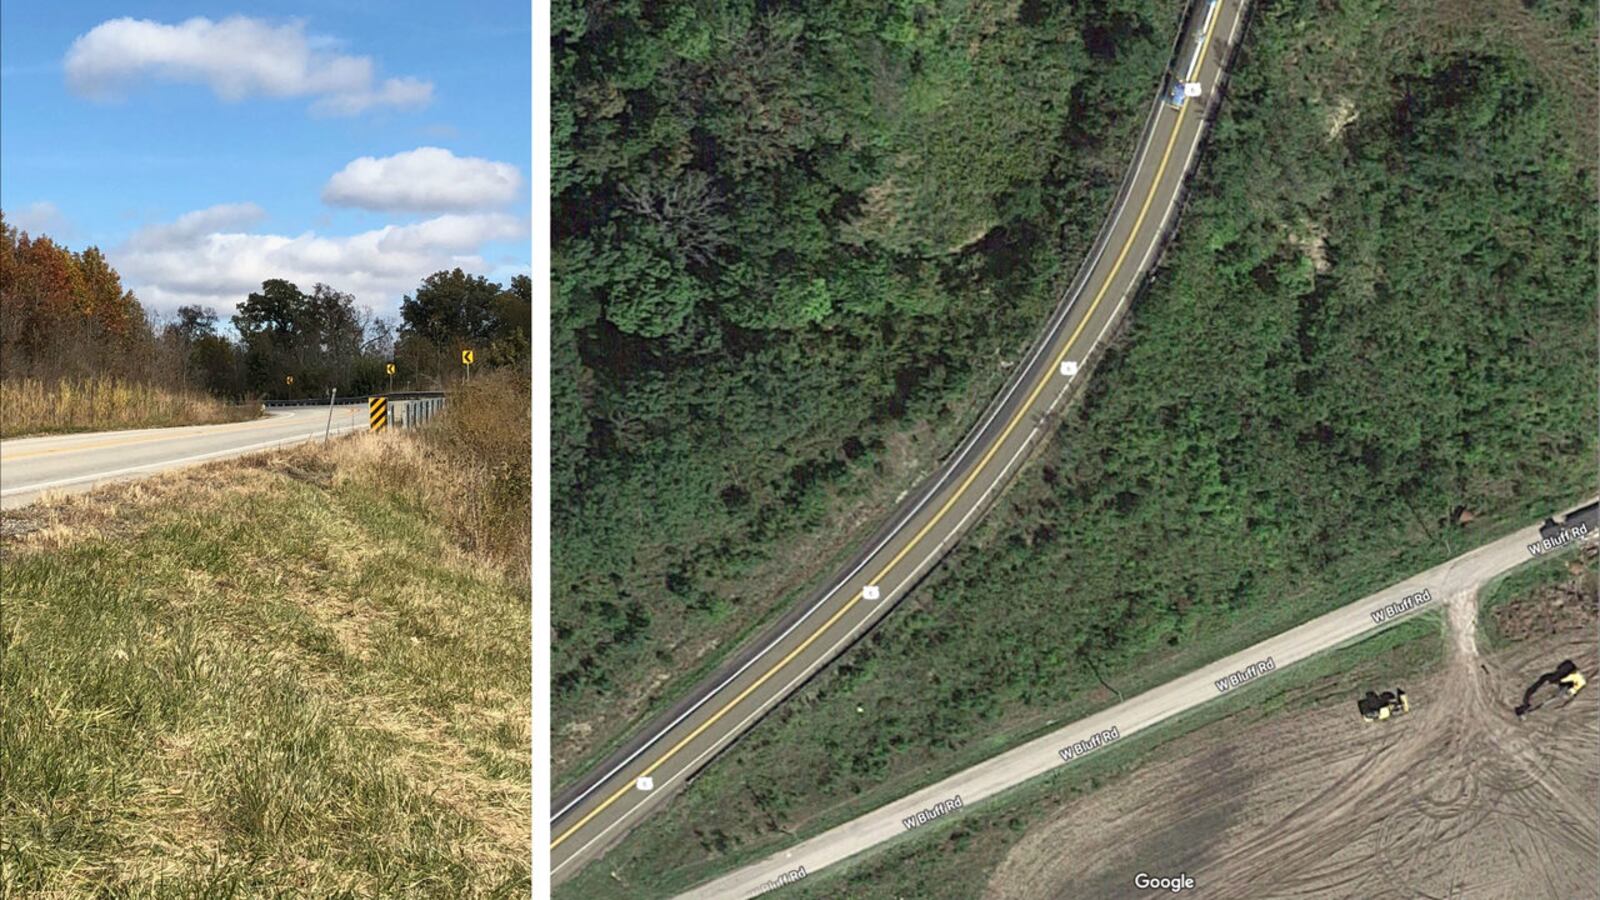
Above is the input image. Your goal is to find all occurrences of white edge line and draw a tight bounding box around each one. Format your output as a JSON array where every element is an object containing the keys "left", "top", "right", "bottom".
[
  {"left": 653, "top": 6, "right": 1243, "bottom": 893},
  {"left": 550, "top": 85, "right": 1178, "bottom": 825},
  {"left": 696, "top": 533, "right": 1554, "bottom": 898},
  {"left": 1, "top": 422, "right": 366, "bottom": 498},
  {"left": 554, "top": 39, "right": 1217, "bottom": 868}
]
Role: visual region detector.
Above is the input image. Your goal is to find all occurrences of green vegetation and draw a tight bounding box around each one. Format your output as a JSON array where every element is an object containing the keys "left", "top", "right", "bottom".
[
  {"left": 553, "top": 0, "right": 1186, "bottom": 774},
  {"left": 0, "top": 379, "right": 531, "bottom": 896},
  {"left": 560, "top": 612, "right": 1445, "bottom": 898},
  {"left": 783, "top": 613, "right": 1446, "bottom": 900},
  {"left": 174, "top": 270, "right": 531, "bottom": 400},
  {"left": 555, "top": 0, "right": 1596, "bottom": 892}
]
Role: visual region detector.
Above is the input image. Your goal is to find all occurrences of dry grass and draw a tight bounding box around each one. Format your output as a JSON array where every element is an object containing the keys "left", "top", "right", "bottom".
[
  {"left": 0, "top": 400, "right": 530, "bottom": 896},
  {"left": 0, "top": 376, "right": 257, "bottom": 439},
  {"left": 404, "top": 369, "right": 532, "bottom": 576}
]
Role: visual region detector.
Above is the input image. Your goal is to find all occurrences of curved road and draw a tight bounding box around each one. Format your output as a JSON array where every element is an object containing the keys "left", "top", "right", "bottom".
[
  {"left": 551, "top": 0, "right": 1251, "bottom": 880},
  {"left": 681, "top": 503, "right": 1599, "bottom": 898},
  {"left": 0, "top": 405, "right": 367, "bottom": 509}
]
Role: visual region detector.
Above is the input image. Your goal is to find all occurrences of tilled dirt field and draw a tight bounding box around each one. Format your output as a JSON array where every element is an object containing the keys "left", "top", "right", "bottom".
[{"left": 985, "top": 564, "right": 1598, "bottom": 900}]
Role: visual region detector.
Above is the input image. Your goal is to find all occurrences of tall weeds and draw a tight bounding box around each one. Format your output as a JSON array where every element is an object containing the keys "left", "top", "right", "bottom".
[
  {"left": 0, "top": 376, "right": 256, "bottom": 438},
  {"left": 329, "top": 369, "right": 530, "bottom": 579}
]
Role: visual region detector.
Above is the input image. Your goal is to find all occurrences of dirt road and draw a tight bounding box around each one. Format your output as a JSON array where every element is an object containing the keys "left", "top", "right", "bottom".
[
  {"left": 679, "top": 509, "right": 1595, "bottom": 899},
  {"left": 985, "top": 556, "right": 1598, "bottom": 899}
]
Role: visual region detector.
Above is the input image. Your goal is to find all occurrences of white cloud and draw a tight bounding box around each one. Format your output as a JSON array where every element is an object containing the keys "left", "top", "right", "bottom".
[
  {"left": 63, "top": 16, "right": 432, "bottom": 116},
  {"left": 7, "top": 201, "right": 72, "bottom": 238},
  {"left": 322, "top": 147, "right": 523, "bottom": 212},
  {"left": 123, "top": 202, "right": 266, "bottom": 249},
  {"left": 310, "top": 76, "right": 433, "bottom": 116},
  {"left": 112, "top": 204, "right": 528, "bottom": 314}
]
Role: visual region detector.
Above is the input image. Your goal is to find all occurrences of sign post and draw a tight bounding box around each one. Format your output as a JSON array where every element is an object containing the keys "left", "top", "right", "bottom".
[
  {"left": 461, "top": 348, "right": 474, "bottom": 383},
  {"left": 324, "top": 389, "right": 337, "bottom": 442},
  {"left": 386, "top": 361, "right": 396, "bottom": 394}
]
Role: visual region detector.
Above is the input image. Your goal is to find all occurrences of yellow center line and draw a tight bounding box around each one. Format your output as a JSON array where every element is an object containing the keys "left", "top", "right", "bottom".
[
  {"left": 552, "top": 4, "right": 1225, "bottom": 854},
  {"left": 867, "top": 116, "right": 1188, "bottom": 588},
  {"left": 0, "top": 411, "right": 311, "bottom": 461},
  {"left": 551, "top": 592, "right": 867, "bottom": 849},
  {"left": 866, "top": 1, "right": 1221, "bottom": 588}
]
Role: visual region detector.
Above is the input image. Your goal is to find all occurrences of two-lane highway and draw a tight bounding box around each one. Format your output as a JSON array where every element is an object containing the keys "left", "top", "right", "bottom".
[
  {"left": 0, "top": 405, "right": 366, "bottom": 509},
  {"left": 551, "top": 0, "right": 1250, "bottom": 880}
]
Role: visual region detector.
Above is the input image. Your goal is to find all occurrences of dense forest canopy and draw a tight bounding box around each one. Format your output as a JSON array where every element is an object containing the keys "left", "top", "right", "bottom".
[
  {"left": 0, "top": 211, "right": 154, "bottom": 381},
  {"left": 553, "top": 0, "right": 1599, "bottom": 892},
  {"left": 0, "top": 212, "right": 531, "bottom": 399},
  {"left": 552, "top": 0, "right": 1182, "bottom": 761}
]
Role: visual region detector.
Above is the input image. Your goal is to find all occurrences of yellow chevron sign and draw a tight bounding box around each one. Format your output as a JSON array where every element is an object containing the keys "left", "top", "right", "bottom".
[
  {"left": 461, "top": 348, "right": 475, "bottom": 366},
  {"left": 368, "top": 396, "right": 388, "bottom": 432}
]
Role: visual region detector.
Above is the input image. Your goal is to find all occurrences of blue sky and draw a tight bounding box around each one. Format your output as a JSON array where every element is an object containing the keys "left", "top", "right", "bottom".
[{"left": 1, "top": 0, "right": 530, "bottom": 319}]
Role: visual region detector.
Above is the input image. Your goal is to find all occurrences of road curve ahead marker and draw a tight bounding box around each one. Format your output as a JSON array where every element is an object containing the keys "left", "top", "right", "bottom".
[{"left": 368, "top": 396, "right": 389, "bottom": 432}]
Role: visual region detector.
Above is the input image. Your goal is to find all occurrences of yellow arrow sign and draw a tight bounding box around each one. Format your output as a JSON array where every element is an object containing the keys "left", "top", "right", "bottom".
[
  {"left": 461, "top": 349, "right": 475, "bottom": 366},
  {"left": 285, "top": 375, "right": 294, "bottom": 385},
  {"left": 386, "top": 363, "right": 396, "bottom": 375}
]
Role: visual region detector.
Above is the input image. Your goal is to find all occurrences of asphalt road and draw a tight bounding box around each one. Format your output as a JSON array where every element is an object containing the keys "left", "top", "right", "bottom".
[
  {"left": 0, "top": 405, "right": 368, "bottom": 509},
  {"left": 682, "top": 503, "right": 1600, "bottom": 899},
  {"left": 551, "top": 0, "right": 1251, "bottom": 879}
]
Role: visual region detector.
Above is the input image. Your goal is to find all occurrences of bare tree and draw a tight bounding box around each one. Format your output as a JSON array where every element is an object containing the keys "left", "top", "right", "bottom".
[{"left": 619, "top": 168, "right": 730, "bottom": 267}]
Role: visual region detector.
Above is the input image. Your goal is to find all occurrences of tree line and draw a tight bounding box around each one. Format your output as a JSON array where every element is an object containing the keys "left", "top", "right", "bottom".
[{"left": 0, "top": 211, "right": 530, "bottom": 400}]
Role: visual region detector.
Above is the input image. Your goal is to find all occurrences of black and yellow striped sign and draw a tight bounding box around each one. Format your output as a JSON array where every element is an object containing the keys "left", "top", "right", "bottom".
[{"left": 368, "top": 396, "right": 388, "bottom": 432}]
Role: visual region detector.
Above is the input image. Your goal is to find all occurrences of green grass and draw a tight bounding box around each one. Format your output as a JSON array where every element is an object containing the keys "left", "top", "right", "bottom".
[
  {"left": 790, "top": 539, "right": 1598, "bottom": 900},
  {"left": 558, "top": 612, "right": 1446, "bottom": 898},
  {"left": 781, "top": 613, "right": 1449, "bottom": 899},
  {"left": 1, "top": 428, "right": 530, "bottom": 896},
  {"left": 555, "top": 0, "right": 1596, "bottom": 890}
]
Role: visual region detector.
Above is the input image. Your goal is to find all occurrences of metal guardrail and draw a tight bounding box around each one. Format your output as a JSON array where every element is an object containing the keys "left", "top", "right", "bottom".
[
  {"left": 262, "top": 390, "right": 447, "bottom": 409},
  {"left": 395, "top": 396, "right": 445, "bottom": 429}
]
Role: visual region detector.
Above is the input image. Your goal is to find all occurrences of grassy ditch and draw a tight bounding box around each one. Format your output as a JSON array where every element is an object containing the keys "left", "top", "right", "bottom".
[
  {"left": 0, "top": 376, "right": 258, "bottom": 438},
  {"left": 556, "top": 0, "right": 1596, "bottom": 888},
  {"left": 791, "top": 545, "right": 1597, "bottom": 900},
  {"left": 778, "top": 613, "right": 1447, "bottom": 900},
  {"left": 556, "top": 612, "right": 1445, "bottom": 898},
  {"left": 0, "top": 372, "right": 530, "bottom": 896}
]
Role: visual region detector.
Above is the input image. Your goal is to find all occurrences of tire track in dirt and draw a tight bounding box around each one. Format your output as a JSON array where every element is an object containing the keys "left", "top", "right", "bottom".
[
  {"left": 984, "top": 575, "right": 1598, "bottom": 900},
  {"left": 1199, "top": 589, "right": 1596, "bottom": 899}
]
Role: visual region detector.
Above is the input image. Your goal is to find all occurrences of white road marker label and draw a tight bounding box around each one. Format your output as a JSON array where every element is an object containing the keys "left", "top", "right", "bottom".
[
  {"left": 862, "top": 585, "right": 880, "bottom": 601},
  {"left": 636, "top": 776, "right": 653, "bottom": 791},
  {"left": 1059, "top": 360, "right": 1079, "bottom": 377},
  {"left": 1184, "top": 82, "right": 1202, "bottom": 97}
]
